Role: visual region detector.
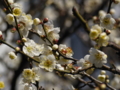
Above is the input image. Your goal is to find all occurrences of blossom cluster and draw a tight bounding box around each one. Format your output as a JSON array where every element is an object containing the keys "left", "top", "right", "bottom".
[{"left": 90, "top": 13, "right": 115, "bottom": 47}]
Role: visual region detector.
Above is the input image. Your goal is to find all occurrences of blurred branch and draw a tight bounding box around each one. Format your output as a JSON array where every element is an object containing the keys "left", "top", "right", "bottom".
[
  {"left": 107, "top": 0, "right": 113, "bottom": 13},
  {"left": 72, "top": 7, "right": 90, "bottom": 33}
]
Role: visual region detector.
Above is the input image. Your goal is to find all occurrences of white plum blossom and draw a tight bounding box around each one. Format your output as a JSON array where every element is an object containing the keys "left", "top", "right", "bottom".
[
  {"left": 97, "top": 32, "right": 109, "bottom": 47},
  {"left": 23, "top": 39, "right": 44, "bottom": 57},
  {"left": 58, "top": 44, "right": 73, "bottom": 65},
  {"left": 98, "top": 74, "right": 106, "bottom": 82},
  {"left": 18, "top": 13, "right": 33, "bottom": 37},
  {"left": 90, "top": 24, "right": 102, "bottom": 40},
  {"left": 77, "top": 55, "right": 91, "bottom": 68},
  {"left": 39, "top": 54, "right": 56, "bottom": 72},
  {"left": 22, "top": 68, "right": 40, "bottom": 83},
  {"left": 77, "top": 55, "right": 94, "bottom": 74},
  {"left": 12, "top": 7, "right": 22, "bottom": 17},
  {"left": 59, "top": 44, "right": 73, "bottom": 57},
  {"left": 6, "top": 14, "right": 15, "bottom": 25},
  {"left": 100, "top": 14, "right": 116, "bottom": 30},
  {"left": 99, "top": 10, "right": 106, "bottom": 19},
  {"left": 34, "top": 20, "right": 60, "bottom": 43},
  {"left": 89, "top": 48, "right": 107, "bottom": 67}
]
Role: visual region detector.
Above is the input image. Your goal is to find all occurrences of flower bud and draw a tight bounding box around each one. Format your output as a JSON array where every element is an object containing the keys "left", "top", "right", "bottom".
[
  {"left": 8, "top": 52, "right": 17, "bottom": 60},
  {"left": 16, "top": 40, "right": 22, "bottom": 45},
  {"left": 22, "top": 38, "right": 27, "bottom": 42},
  {"left": 106, "top": 79, "right": 109, "bottom": 83},
  {"left": 93, "top": 16, "right": 97, "bottom": 20},
  {"left": 0, "top": 31, "right": 3, "bottom": 40},
  {"left": 43, "top": 18, "right": 48, "bottom": 23},
  {"left": 33, "top": 18, "right": 40, "bottom": 25},
  {"left": 6, "top": 13, "right": 14, "bottom": 25},
  {"left": 10, "top": 27, "right": 16, "bottom": 33},
  {"left": 53, "top": 39, "right": 58, "bottom": 44},
  {"left": 94, "top": 87, "right": 100, "bottom": 90},
  {"left": 110, "top": 9, "right": 115, "bottom": 14},
  {"left": 100, "top": 70, "right": 106, "bottom": 75},
  {"left": 98, "top": 74, "right": 106, "bottom": 82},
  {"left": 105, "top": 30, "right": 111, "bottom": 35},
  {"left": 15, "top": 47, "right": 20, "bottom": 51},
  {"left": 100, "top": 84, "right": 106, "bottom": 89},
  {"left": 52, "top": 44, "right": 58, "bottom": 50}
]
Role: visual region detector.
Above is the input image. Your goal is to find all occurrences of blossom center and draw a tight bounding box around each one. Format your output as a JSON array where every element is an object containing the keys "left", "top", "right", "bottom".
[
  {"left": 26, "top": 46, "right": 33, "bottom": 53},
  {"left": 44, "top": 60, "right": 52, "bottom": 67},
  {"left": 95, "top": 52, "right": 103, "bottom": 60},
  {"left": 103, "top": 18, "right": 110, "bottom": 25},
  {"left": 13, "top": 8, "right": 21, "bottom": 16}
]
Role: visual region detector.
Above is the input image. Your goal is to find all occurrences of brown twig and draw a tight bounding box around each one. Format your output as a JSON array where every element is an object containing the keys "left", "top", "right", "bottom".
[
  {"left": 72, "top": 7, "right": 90, "bottom": 33},
  {"left": 107, "top": 0, "right": 113, "bottom": 13}
]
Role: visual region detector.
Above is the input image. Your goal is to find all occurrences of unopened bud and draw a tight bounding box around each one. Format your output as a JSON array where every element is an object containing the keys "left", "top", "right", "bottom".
[
  {"left": 106, "top": 79, "right": 109, "bottom": 83},
  {"left": 98, "top": 75, "right": 106, "bottom": 82},
  {"left": 22, "top": 38, "right": 27, "bottom": 42},
  {"left": 33, "top": 18, "right": 40, "bottom": 25},
  {"left": 0, "top": 31, "right": 3, "bottom": 40},
  {"left": 94, "top": 87, "right": 100, "bottom": 90},
  {"left": 100, "top": 70, "right": 106, "bottom": 75},
  {"left": 100, "top": 84, "right": 106, "bottom": 89},
  {"left": 52, "top": 44, "right": 58, "bottom": 50},
  {"left": 106, "top": 75, "right": 109, "bottom": 79},
  {"left": 15, "top": 47, "right": 20, "bottom": 51},
  {"left": 93, "top": 16, "right": 98, "bottom": 21},
  {"left": 53, "top": 39, "right": 58, "bottom": 44},
  {"left": 10, "top": 27, "right": 16, "bottom": 33},
  {"left": 105, "top": 30, "right": 111, "bottom": 35},
  {"left": 39, "top": 21, "right": 43, "bottom": 24},
  {"left": 110, "top": 9, "right": 115, "bottom": 14},
  {"left": 16, "top": 40, "right": 22, "bottom": 45},
  {"left": 43, "top": 18, "right": 48, "bottom": 23},
  {"left": 8, "top": 51, "right": 17, "bottom": 60}
]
